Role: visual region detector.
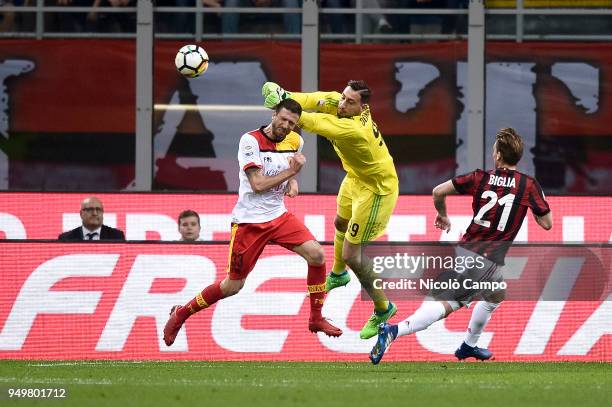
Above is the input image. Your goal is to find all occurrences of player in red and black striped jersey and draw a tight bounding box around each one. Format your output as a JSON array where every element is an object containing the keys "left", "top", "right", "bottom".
[
  {"left": 448, "top": 156, "right": 550, "bottom": 264},
  {"left": 453, "top": 167, "right": 550, "bottom": 241},
  {"left": 437, "top": 129, "right": 551, "bottom": 263},
  {"left": 370, "top": 128, "right": 553, "bottom": 364}
]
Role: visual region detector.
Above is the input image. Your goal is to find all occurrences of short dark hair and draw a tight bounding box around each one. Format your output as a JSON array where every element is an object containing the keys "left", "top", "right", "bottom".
[
  {"left": 178, "top": 209, "right": 200, "bottom": 225},
  {"left": 495, "top": 128, "right": 523, "bottom": 165},
  {"left": 347, "top": 80, "right": 371, "bottom": 104},
  {"left": 276, "top": 98, "right": 302, "bottom": 116}
]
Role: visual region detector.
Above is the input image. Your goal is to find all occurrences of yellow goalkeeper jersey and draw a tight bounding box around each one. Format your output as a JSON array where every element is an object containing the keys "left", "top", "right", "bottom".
[{"left": 292, "top": 91, "right": 398, "bottom": 195}]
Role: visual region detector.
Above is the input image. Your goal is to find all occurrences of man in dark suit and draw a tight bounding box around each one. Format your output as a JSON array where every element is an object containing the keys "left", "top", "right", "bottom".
[{"left": 58, "top": 196, "right": 125, "bottom": 241}]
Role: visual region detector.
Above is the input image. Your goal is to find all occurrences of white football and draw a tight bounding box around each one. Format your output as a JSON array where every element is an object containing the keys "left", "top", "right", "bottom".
[{"left": 174, "top": 44, "right": 209, "bottom": 78}]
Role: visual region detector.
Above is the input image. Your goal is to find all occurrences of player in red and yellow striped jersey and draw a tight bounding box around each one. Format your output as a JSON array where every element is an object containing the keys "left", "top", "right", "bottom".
[
  {"left": 163, "top": 99, "right": 342, "bottom": 347},
  {"left": 262, "top": 81, "right": 399, "bottom": 339}
]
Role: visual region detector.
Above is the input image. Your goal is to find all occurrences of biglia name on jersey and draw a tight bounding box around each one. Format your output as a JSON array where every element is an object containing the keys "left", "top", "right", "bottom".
[{"left": 488, "top": 174, "right": 517, "bottom": 188}]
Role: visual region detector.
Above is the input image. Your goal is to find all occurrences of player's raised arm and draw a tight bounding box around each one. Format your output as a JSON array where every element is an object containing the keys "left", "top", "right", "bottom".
[
  {"left": 298, "top": 111, "right": 356, "bottom": 141},
  {"left": 433, "top": 170, "right": 477, "bottom": 232},
  {"left": 529, "top": 179, "right": 553, "bottom": 230},
  {"left": 292, "top": 91, "right": 342, "bottom": 114},
  {"left": 534, "top": 212, "right": 553, "bottom": 230},
  {"left": 261, "top": 82, "right": 340, "bottom": 114},
  {"left": 245, "top": 153, "right": 305, "bottom": 194},
  {"left": 432, "top": 180, "right": 458, "bottom": 232}
]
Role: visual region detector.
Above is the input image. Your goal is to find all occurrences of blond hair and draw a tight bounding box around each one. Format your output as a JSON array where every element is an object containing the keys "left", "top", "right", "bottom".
[{"left": 495, "top": 128, "right": 523, "bottom": 165}]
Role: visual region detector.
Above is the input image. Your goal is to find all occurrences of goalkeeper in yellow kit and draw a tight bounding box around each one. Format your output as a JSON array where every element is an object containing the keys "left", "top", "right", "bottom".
[{"left": 262, "top": 80, "right": 399, "bottom": 339}]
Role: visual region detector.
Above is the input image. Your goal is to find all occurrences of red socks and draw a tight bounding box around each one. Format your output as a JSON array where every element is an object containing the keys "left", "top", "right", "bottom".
[
  {"left": 307, "top": 264, "right": 326, "bottom": 320},
  {"left": 177, "top": 280, "right": 224, "bottom": 321},
  {"left": 177, "top": 265, "right": 328, "bottom": 323}
]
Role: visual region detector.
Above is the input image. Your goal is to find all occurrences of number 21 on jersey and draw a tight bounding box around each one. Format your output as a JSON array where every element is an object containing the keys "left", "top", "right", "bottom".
[{"left": 473, "top": 191, "right": 516, "bottom": 232}]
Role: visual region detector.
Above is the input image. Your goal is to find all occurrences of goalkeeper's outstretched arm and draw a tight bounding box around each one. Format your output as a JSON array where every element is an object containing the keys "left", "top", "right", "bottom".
[
  {"left": 262, "top": 82, "right": 292, "bottom": 108},
  {"left": 292, "top": 92, "right": 341, "bottom": 115},
  {"left": 262, "top": 82, "right": 340, "bottom": 114},
  {"left": 298, "top": 111, "right": 356, "bottom": 141}
]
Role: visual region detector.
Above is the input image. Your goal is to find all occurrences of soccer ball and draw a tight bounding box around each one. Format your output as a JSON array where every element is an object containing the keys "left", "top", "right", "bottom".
[{"left": 174, "top": 45, "right": 209, "bottom": 78}]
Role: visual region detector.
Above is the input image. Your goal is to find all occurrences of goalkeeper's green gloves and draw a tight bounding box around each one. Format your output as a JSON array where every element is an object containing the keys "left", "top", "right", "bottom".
[{"left": 262, "top": 82, "right": 292, "bottom": 109}]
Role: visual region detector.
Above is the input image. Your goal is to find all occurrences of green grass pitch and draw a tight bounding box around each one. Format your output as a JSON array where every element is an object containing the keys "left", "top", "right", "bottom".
[{"left": 0, "top": 361, "right": 610, "bottom": 406}]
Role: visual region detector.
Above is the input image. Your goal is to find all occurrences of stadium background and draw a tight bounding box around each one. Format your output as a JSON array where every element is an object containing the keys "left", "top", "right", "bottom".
[
  {"left": 0, "top": 40, "right": 611, "bottom": 193},
  {"left": 0, "top": 2, "right": 610, "bottom": 363}
]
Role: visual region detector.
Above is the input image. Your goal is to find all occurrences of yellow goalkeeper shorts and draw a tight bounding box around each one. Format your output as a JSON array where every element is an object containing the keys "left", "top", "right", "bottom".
[{"left": 336, "top": 175, "right": 399, "bottom": 245}]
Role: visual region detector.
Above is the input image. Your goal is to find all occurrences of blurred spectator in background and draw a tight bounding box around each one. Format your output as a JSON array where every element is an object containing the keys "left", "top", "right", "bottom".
[
  {"left": 156, "top": 0, "right": 222, "bottom": 35},
  {"left": 177, "top": 209, "right": 204, "bottom": 242},
  {"left": 441, "top": 0, "right": 467, "bottom": 34},
  {"left": 320, "top": 0, "right": 348, "bottom": 34},
  {"left": 45, "top": 0, "right": 95, "bottom": 33},
  {"left": 387, "top": 0, "right": 466, "bottom": 36},
  {"left": 324, "top": 0, "right": 391, "bottom": 34},
  {"left": 222, "top": 0, "right": 301, "bottom": 35},
  {"left": 89, "top": 0, "right": 135, "bottom": 33},
  {"left": 0, "top": 0, "right": 17, "bottom": 32},
  {"left": 0, "top": 0, "right": 29, "bottom": 32},
  {"left": 58, "top": 196, "right": 126, "bottom": 241},
  {"left": 0, "top": 0, "right": 18, "bottom": 32},
  {"left": 384, "top": 0, "right": 441, "bottom": 36}
]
